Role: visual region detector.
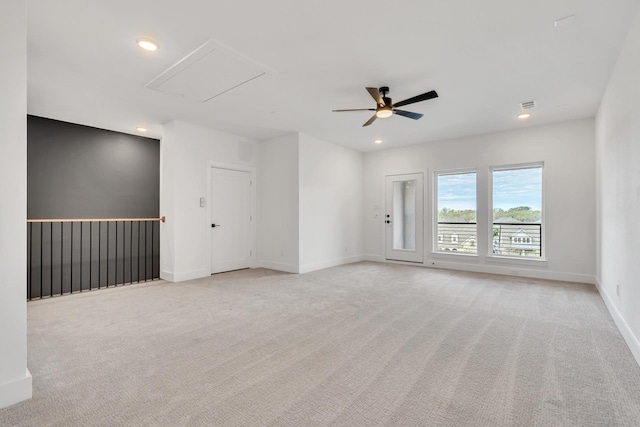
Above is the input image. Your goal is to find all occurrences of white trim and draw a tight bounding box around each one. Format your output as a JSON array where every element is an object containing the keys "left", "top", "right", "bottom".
[
  {"left": 0, "top": 369, "right": 31, "bottom": 410},
  {"left": 160, "top": 270, "right": 175, "bottom": 282},
  {"left": 595, "top": 277, "right": 640, "bottom": 367},
  {"left": 258, "top": 260, "right": 300, "bottom": 274},
  {"left": 428, "top": 260, "right": 594, "bottom": 283},
  {"left": 431, "top": 252, "right": 479, "bottom": 262},
  {"left": 364, "top": 256, "right": 594, "bottom": 284},
  {"left": 384, "top": 173, "right": 424, "bottom": 263},
  {"left": 207, "top": 161, "right": 257, "bottom": 275},
  {"left": 433, "top": 168, "right": 478, "bottom": 255},
  {"left": 364, "top": 254, "right": 385, "bottom": 263},
  {"left": 298, "top": 255, "right": 365, "bottom": 274},
  {"left": 489, "top": 162, "right": 544, "bottom": 259},
  {"left": 162, "top": 268, "right": 209, "bottom": 283},
  {"left": 486, "top": 255, "right": 548, "bottom": 267}
]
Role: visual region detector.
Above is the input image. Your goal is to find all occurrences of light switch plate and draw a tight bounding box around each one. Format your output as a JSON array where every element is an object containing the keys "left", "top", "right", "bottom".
[{"left": 200, "top": 197, "right": 206, "bottom": 207}]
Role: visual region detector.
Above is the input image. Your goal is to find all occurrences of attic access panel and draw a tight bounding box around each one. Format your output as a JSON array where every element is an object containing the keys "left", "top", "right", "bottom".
[{"left": 146, "top": 40, "right": 270, "bottom": 103}]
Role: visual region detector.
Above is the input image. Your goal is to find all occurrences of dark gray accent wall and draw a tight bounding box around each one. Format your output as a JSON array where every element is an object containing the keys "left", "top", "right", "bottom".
[{"left": 27, "top": 115, "right": 159, "bottom": 219}]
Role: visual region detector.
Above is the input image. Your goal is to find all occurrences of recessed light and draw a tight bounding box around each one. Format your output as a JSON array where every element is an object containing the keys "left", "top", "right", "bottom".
[
  {"left": 136, "top": 127, "right": 147, "bottom": 132},
  {"left": 137, "top": 38, "right": 158, "bottom": 51},
  {"left": 517, "top": 113, "right": 531, "bottom": 119},
  {"left": 374, "top": 139, "right": 383, "bottom": 144}
]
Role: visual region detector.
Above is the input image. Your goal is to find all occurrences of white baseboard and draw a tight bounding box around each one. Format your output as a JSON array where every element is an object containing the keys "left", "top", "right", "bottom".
[
  {"left": 595, "top": 277, "right": 640, "bottom": 367},
  {"left": 364, "top": 254, "right": 385, "bottom": 263},
  {"left": 428, "top": 260, "right": 595, "bottom": 284},
  {"left": 161, "top": 269, "right": 209, "bottom": 283},
  {"left": 0, "top": 369, "right": 32, "bottom": 410},
  {"left": 258, "top": 255, "right": 366, "bottom": 274},
  {"left": 160, "top": 270, "right": 175, "bottom": 282},
  {"left": 298, "top": 255, "right": 365, "bottom": 274},
  {"left": 362, "top": 255, "right": 594, "bottom": 284},
  {"left": 258, "top": 260, "right": 300, "bottom": 274}
]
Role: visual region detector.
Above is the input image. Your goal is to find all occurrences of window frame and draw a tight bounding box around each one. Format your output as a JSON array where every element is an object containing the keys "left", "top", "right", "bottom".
[
  {"left": 489, "top": 162, "right": 545, "bottom": 260},
  {"left": 433, "top": 168, "right": 478, "bottom": 256}
]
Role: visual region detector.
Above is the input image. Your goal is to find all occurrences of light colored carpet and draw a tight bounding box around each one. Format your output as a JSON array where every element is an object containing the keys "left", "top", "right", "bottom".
[{"left": 1, "top": 262, "right": 640, "bottom": 426}]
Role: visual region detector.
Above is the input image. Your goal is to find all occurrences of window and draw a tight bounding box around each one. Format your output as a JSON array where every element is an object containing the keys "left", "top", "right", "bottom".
[
  {"left": 511, "top": 236, "right": 532, "bottom": 244},
  {"left": 436, "top": 171, "right": 477, "bottom": 254},
  {"left": 491, "top": 165, "right": 542, "bottom": 257}
]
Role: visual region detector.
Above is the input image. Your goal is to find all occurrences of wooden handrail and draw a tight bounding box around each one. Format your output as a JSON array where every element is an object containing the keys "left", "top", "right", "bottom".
[{"left": 27, "top": 216, "right": 166, "bottom": 223}]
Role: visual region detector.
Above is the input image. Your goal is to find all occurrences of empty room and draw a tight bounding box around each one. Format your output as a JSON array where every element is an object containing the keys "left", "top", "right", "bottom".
[{"left": 2, "top": 0, "right": 640, "bottom": 426}]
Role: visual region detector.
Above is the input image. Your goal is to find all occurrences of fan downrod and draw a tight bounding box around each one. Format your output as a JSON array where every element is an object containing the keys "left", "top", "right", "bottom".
[{"left": 379, "top": 86, "right": 390, "bottom": 97}]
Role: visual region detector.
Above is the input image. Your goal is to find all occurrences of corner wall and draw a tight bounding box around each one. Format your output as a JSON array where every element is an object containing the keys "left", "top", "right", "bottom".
[
  {"left": 0, "top": 0, "right": 32, "bottom": 409},
  {"left": 257, "top": 133, "right": 364, "bottom": 273},
  {"left": 257, "top": 134, "right": 300, "bottom": 272},
  {"left": 298, "top": 133, "right": 364, "bottom": 272},
  {"left": 363, "top": 118, "right": 596, "bottom": 283},
  {"left": 595, "top": 4, "right": 640, "bottom": 364},
  {"left": 160, "top": 121, "right": 258, "bottom": 282}
]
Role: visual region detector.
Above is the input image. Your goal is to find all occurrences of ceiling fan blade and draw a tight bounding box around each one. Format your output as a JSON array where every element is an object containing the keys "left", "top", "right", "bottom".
[
  {"left": 332, "top": 108, "right": 376, "bottom": 112},
  {"left": 366, "top": 87, "right": 385, "bottom": 107},
  {"left": 362, "top": 114, "right": 378, "bottom": 127},
  {"left": 393, "top": 90, "right": 438, "bottom": 108},
  {"left": 394, "top": 109, "right": 424, "bottom": 120}
]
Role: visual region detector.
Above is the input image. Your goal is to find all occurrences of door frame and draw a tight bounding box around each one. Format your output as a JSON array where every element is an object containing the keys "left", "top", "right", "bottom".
[
  {"left": 206, "top": 161, "right": 257, "bottom": 273},
  {"left": 384, "top": 172, "right": 425, "bottom": 263}
]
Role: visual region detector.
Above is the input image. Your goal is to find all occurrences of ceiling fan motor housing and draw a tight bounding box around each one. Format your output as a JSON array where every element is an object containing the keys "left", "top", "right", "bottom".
[{"left": 378, "top": 87, "right": 391, "bottom": 107}]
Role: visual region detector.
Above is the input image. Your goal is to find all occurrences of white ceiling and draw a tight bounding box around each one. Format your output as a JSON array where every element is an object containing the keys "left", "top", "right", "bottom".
[{"left": 27, "top": 0, "right": 640, "bottom": 151}]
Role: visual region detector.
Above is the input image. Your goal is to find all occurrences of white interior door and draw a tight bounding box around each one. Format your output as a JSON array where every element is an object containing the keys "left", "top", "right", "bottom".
[
  {"left": 385, "top": 173, "right": 424, "bottom": 263},
  {"left": 210, "top": 168, "right": 252, "bottom": 274}
]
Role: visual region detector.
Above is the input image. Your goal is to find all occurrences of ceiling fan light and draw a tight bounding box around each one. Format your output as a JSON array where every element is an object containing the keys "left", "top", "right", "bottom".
[{"left": 376, "top": 108, "right": 393, "bottom": 119}]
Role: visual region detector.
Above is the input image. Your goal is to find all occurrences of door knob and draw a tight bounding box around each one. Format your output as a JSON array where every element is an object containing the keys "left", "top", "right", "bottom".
[{"left": 211, "top": 224, "right": 221, "bottom": 228}]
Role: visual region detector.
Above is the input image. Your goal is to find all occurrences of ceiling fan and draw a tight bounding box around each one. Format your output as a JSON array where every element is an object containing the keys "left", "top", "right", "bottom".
[{"left": 333, "top": 86, "right": 439, "bottom": 127}]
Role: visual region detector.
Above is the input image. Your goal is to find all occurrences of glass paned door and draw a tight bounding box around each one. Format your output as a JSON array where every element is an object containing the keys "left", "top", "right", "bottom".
[{"left": 385, "top": 173, "right": 424, "bottom": 263}]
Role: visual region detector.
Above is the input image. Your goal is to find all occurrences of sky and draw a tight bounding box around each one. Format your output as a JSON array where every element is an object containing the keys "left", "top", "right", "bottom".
[
  {"left": 437, "top": 172, "right": 477, "bottom": 210},
  {"left": 437, "top": 168, "right": 542, "bottom": 211}
]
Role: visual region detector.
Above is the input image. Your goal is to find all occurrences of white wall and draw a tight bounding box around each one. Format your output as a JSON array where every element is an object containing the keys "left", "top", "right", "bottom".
[
  {"left": 298, "top": 133, "right": 364, "bottom": 272},
  {"left": 363, "top": 118, "right": 596, "bottom": 283},
  {"left": 257, "top": 132, "right": 364, "bottom": 274},
  {"left": 0, "top": 0, "right": 32, "bottom": 409},
  {"left": 160, "top": 121, "right": 258, "bottom": 282},
  {"left": 257, "top": 134, "right": 300, "bottom": 272},
  {"left": 595, "top": 5, "right": 640, "bottom": 364}
]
